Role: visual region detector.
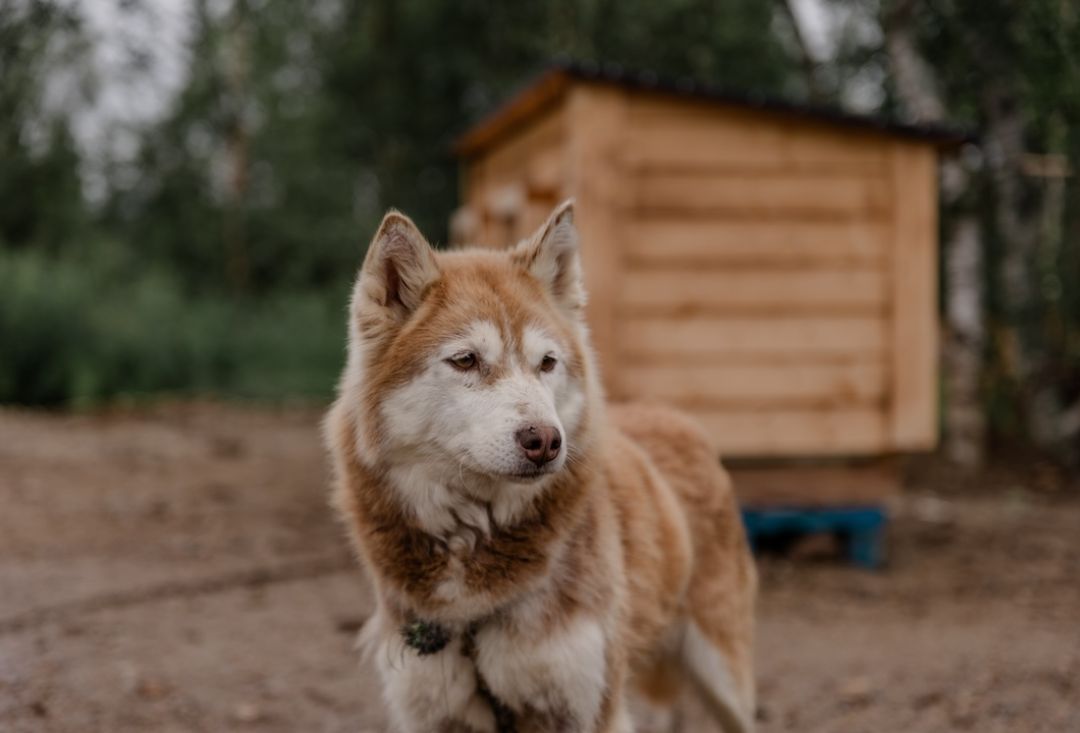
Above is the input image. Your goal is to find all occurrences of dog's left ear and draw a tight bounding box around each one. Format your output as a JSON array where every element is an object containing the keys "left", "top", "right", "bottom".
[{"left": 513, "top": 199, "right": 585, "bottom": 314}]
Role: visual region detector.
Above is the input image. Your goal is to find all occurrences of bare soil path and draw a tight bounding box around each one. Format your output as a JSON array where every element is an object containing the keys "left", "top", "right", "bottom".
[{"left": 1, "top": 404, "right": 1077, "bottom": 732}]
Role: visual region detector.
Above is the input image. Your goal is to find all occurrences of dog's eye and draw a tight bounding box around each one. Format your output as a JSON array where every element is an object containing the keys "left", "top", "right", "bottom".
[
  {"left": 539, "top": 354, "right": 558, "bottom": 373},
  {"left": 447, "top": 352, "right": 478, "bottom": 371}
]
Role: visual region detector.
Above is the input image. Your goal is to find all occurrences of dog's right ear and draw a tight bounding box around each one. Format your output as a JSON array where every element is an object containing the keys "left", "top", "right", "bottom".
[
  {"left": 353, "top": 211, "right": 439, "bottom": 328},
  {"left": 513, "top": 199, "right": 585, "bottom": 316}
]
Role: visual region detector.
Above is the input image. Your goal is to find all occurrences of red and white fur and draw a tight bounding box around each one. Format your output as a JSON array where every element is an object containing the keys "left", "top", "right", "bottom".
[{"left": 325, "top": 200, "right": 756, "bottom": 732}]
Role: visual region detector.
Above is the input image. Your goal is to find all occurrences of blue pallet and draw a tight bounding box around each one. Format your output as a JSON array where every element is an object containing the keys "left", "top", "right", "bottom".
[{"left": 741, "top": 506, "right": 887, "bottom": 569}]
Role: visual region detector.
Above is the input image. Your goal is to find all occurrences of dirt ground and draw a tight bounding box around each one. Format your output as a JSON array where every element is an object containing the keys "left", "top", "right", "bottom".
[{"left": 1, "top": 403, "right": 1077, "bottom": 732}]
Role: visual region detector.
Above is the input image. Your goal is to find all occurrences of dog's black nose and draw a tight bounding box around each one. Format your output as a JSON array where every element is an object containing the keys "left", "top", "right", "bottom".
[{"left": 516, "top": 425, "right": 562, "bottom": 466}]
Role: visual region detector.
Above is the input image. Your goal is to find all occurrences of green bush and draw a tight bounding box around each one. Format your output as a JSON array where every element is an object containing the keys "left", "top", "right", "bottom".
[
  {"left": 0, "top": 250, "right": 97, "bottom": 405},
  {"left": 0, "top": 249, "right": 349, "bottom": 407},
  {"left": 224, "top": 289, "right": 349, "bottom": 401}
]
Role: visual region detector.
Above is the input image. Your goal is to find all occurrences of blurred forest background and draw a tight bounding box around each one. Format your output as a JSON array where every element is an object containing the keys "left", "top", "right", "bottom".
[{"left": 1, "top": 0, "right": 1078, "bottom": 472}]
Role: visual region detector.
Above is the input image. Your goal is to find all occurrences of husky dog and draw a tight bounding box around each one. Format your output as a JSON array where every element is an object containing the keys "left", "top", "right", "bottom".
[{"left": 325, "top": 200, "right": 756, "bottom": 732}]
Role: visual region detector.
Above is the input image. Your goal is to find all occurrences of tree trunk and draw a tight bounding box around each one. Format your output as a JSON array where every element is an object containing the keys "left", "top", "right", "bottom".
[
  {"left": 882, "top": 0, "right": 944, "bottom": 121},
  {"left": 943, "top": 213, "right": 985, "bottom": 466},
  {"left": 981, "top": 72, "right": 1063, "bottom": 454},
  {"left": 775, "top": 0, "right": 826, "bottom": 102},
  {"left": 223, "top": 0, "right": 251, "bottom": 292}
]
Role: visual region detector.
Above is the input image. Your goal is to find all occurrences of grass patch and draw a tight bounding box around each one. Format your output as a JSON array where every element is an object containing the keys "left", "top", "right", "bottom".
[{"left": 0, "top": 249, "right": 350, "bottom": 407}]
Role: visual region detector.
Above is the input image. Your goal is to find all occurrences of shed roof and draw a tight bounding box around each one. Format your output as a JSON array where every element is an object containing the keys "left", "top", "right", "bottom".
[{"left": 455, "top": 60, "right": 971, "bottom": 157}]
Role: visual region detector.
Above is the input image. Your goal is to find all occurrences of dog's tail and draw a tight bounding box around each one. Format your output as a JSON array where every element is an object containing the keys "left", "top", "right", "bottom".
[
  {"left": 608, "top": 403, "right": 757, "bottom": 731},
  {"left": 680, "top": 464, "right": 757, "bottom": 733},
  {"left": 680, "top": 618, "right": 755, "bottom": 733}
]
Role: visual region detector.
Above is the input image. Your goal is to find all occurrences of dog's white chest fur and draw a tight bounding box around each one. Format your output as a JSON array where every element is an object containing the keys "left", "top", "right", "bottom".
[{"left": 369, "top": 588, "right": 612, "bottom": 733}]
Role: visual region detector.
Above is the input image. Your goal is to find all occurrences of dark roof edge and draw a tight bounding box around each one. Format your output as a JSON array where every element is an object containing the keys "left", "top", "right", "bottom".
[
  {"left": 455, "top": 59, "right": 974, "bottom": 157},
  {"left": 453, "top": 68, "right": 572, "bottom": 157},
  {"left": 559, "top": 60, "right": 973, "bottom": 145}
]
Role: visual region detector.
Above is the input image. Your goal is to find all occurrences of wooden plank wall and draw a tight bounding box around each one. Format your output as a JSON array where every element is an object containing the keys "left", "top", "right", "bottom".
[
  {"left": 615, "top": 95, "right": 938, "bottom": 457},
  {"left": 888, "top": 141, "right": 940, "bottom": 450},
  {"left": 565, "top": 86, "right": 629, "bottom": 385},
  {"left": 461, "top": 104, "right": 568, "bottom": 249}
]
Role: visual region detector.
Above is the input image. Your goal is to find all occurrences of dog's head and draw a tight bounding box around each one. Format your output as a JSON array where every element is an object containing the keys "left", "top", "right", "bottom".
[{"left": 341, "top": 200, "right": 596, "bottom": 492}]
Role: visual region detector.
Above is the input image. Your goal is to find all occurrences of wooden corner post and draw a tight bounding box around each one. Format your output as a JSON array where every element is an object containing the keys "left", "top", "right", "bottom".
[
  {"left": 889, "top": 142, "right": 940, "bottom": 450},
  {"left": 566, "top": 84, "right": 629, "bottom": 394}
]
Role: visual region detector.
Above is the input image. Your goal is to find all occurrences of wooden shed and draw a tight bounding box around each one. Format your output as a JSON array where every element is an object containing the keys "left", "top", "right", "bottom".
[{"left": 452, "top": 63, "right": 964, "bottom": 508}]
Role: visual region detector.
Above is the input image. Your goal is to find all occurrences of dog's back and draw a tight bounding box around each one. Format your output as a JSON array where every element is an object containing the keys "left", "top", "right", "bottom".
[{"left": 606, "top": 403, "right": 756, "bottom": 731}]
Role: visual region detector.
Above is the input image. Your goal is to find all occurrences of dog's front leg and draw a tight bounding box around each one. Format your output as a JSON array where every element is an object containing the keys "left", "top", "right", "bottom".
[
  {"left": 474, "top": 613, "right": 627, "bottom": 732},
  {"left": 372, "top": 625, "right": 496, "bottom": 733}
]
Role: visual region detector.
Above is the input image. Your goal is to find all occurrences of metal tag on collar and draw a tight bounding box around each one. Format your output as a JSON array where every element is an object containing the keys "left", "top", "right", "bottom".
[{"left": 401, "top": 619, "right": 451, "bottom": 655}]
